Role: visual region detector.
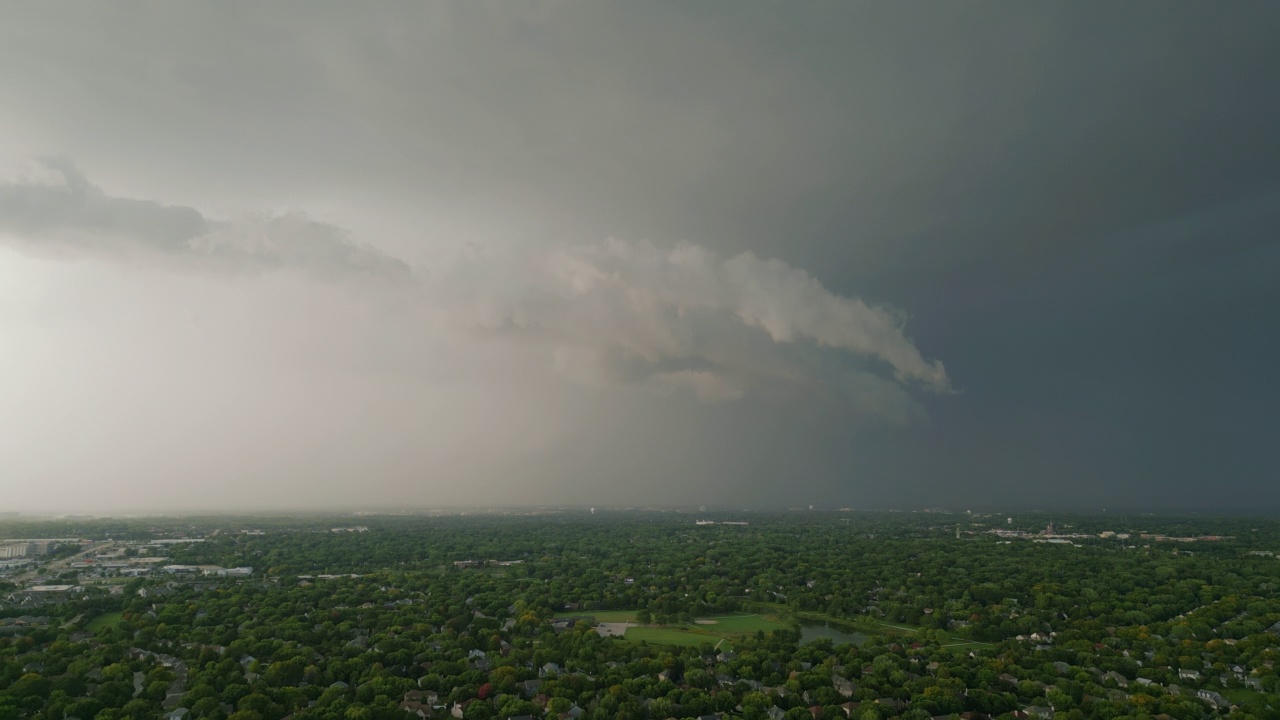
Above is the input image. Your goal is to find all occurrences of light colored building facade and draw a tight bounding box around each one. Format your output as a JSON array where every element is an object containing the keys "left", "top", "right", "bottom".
[{"left": 0, "top": 543, "right": 33, "bottom": 559}]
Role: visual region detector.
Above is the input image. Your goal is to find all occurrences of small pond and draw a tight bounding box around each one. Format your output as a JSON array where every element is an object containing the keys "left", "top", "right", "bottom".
[{"left": 799, "top": 621, "right": 869, "bottom": 646}]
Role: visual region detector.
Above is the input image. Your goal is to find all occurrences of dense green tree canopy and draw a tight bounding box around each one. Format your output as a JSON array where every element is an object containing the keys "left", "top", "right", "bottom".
[{"left": 2, "top": 513, "right": 1278, "bottom": 720}]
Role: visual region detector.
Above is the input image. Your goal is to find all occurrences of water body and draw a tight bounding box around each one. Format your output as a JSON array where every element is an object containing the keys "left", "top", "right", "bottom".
[{"left": 799, "top": 621, "right": 869, "bottom": 646}]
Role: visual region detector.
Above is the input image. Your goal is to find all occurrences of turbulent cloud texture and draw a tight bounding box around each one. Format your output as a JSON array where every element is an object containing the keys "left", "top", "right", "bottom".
[
  {"left": 0, "top": 160, "right": 946, "bottom": 422},
  {"left": 432, "top": 237, "right": 949, "bottom": 419},
  {"left": 0, "top": 159, "right": 411, "bottom": 280}
]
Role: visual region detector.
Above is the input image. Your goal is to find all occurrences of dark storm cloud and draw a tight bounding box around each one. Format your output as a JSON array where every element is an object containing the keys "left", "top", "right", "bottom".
[{"left": 0, "top": 2, "right": 1277, "bottom": 512}]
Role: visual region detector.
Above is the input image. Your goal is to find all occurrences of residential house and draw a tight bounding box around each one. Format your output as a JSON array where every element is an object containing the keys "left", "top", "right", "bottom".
[
  {"left": 1196, "top": 690, "right": 1230, "bottom": 710},
  {"left": 399, "top": 700, "right": 432, "bottom": 719},
  {"left": 1104, "top": 671, "right": 1128, "bottom": 688},
  {"left": 833, "top": 676, "right": 856, "bottom": 698}
]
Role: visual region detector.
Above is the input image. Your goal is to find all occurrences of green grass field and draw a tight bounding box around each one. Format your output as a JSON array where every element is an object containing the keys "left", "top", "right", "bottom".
[
  {"left": 625, "top": 626, "right": 727, "bottom": 648},
  {"left": 621, "top": 613, "right": 789, "bottom": 648},
  {"left": 553, "top": 610, "right": 638, "bottom": 622},
  {"left": 1222, "top": 688, "right": 1272, "bottom": 713},
  {"left": 690, "top": 613, "right": 790, "bottom": 634},
  {"left": 84, "top": 611, "right": 124, "bottom": 632},
  {"left": 551, "top": 609, "right": 779, "bottom": 648},
  {"left": 568, "top": 606, "right": 988, "bottom": 653}
]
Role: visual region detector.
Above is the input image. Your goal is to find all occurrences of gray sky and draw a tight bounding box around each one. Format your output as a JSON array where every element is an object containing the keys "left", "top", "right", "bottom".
[{"left": 1, "top": 2, "right": 1277, "bottom": 513}]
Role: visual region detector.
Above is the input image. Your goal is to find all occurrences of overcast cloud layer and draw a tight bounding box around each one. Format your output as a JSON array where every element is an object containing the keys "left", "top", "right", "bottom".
[{"left": 1, "top": 2, "right": 1278, "bottom": 513}]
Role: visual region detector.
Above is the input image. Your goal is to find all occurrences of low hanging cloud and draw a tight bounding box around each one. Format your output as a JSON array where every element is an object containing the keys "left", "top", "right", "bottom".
[
  {"left": 431, "top": 238, "right": 950, "bottom": 420},
  {"left": 0, "top": 159, "right": 948, "bottom": 421},
  {"left": 0, "top": 158, "right": 411, "bottom": 281}
]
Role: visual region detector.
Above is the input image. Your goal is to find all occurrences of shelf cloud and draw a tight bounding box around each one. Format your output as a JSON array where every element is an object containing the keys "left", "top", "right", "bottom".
[
  {"left": 1, "top": 159, "right": 945, "bottom": 424},
  {"left": 0, "top": 158, "right": 411, "bottom": 281},
  {"left": 432, "top": 237, "right": 947, "bottom": 419}
]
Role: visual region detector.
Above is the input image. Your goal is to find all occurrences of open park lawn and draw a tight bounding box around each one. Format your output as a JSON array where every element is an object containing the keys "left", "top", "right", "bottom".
[{"left": 84, "top": 611, "right": 124, "bottom": 632}]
